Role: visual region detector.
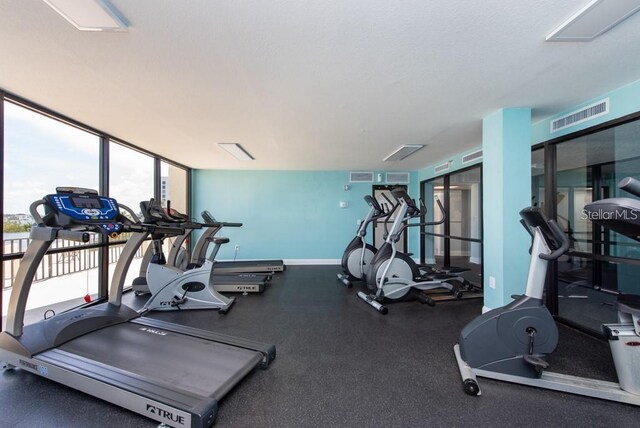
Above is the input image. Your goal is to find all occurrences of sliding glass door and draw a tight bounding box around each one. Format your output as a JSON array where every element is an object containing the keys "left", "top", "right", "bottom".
[
  {"left": 535, "top": 117, "right": 640, "bottom": 334},
  {"left": 421, "top": 165, "right": 482, "bottom": 287}
]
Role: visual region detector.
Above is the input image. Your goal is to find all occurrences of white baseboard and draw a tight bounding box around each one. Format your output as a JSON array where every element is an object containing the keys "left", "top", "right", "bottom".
[
  {"left": 469, "top": 257, "right": 482, "bottom": 264},
  {"left": 424, "top": 258, "right": 436, "bottom": 264},
  {"left": 283, "top": 259, "right": 341, "bottom": 265},
  {"left": 482, "top": 305, "right": 492, "bottom": 313}
]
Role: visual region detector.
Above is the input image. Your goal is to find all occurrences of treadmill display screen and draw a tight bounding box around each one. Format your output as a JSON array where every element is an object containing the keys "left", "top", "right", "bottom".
[{"left": 70, "top": 196, "right": 103, "bottom": 209}]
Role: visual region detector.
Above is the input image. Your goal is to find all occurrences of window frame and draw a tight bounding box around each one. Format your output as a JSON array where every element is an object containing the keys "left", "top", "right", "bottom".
[
  {"left": 533, "top": 109, "right": 640, "bottom": 335},
  {"left": 1, "top": 90, "right": 191, "bottom": 328}
]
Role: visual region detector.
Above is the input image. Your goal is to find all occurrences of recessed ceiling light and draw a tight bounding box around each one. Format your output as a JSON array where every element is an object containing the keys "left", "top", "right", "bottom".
[
  {"left": 42, "top": 0, "right": 128, "bottom": 32},
  {"left": 218, "top": 143, "right": 254, "bottom": 161},
  {"left": 383, "top": 145, "right": 425, "bottom": 162},
  {"left": 546, "top": 0, "right": 640, "bottom": 42}
]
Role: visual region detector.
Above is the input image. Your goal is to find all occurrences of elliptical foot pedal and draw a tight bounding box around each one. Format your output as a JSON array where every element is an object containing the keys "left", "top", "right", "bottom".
[{"left": 523, "top": 354, "right": 549, "bottom": 373}]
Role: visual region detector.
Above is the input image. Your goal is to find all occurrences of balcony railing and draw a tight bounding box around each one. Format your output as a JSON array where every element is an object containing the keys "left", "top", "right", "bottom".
[{"left": 2, "top": 236, "right": 145, "bottom": 291}]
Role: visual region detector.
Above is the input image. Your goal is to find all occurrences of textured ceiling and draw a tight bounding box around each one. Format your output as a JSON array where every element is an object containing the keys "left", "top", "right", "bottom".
[{"left": 1, "top": 0, "right": 640, "bottom": 171}]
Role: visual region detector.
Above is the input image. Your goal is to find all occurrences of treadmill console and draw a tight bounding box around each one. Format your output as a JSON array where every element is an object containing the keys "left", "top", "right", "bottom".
[{"left": 42, "top": 188, "right": 123, "bottom": 234}]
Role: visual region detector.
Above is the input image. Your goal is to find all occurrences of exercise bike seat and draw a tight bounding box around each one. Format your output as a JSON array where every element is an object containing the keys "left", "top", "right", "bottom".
[{"left": 212, "top": 237, "right": 230, "bottom": 245}]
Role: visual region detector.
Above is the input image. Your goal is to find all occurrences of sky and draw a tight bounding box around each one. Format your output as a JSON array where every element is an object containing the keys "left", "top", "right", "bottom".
[{"left": 3, "top": 101, "right": 164, "bottom": 216}]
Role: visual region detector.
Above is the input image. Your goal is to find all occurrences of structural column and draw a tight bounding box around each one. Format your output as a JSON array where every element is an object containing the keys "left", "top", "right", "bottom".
[{"left": 482, "top": 108, "right": 532, "bottom": 310}]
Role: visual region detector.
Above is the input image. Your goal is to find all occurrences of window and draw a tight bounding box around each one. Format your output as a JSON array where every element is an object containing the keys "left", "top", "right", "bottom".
[
  {"left": 421, "top": 166, "right": 482, "bottom": 287},
  {"left": 2, "top": 101, "right": 100, "bottom": 328},
  {"left": 160, "top": 160, "right": 188, "bottom": 214},
  {"left": 109, "top": 141, "right": 155, "bottom": 219},
  {"left": 535, "top": 117, "right": 640, "bottom": 334},
  {"left": 1, "top": 93, "right": 191, "bottom": 331}
]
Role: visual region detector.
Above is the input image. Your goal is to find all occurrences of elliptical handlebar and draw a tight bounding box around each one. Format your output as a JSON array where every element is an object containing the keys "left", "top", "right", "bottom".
[
  {"left": 364, "top": 195, "right": 383, "bottom": 214},
  {"left": 397, "top": 195, "right": 447, "bottom": 236}
]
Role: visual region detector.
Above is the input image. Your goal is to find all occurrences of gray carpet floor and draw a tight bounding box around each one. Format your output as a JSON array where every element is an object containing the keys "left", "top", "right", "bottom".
[{"left": 0, "top": 265, "right": 637, "bottom": 427}]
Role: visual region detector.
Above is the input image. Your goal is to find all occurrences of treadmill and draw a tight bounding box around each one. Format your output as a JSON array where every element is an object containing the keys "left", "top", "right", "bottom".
[
  {"left": 190, "top": 210, "right": 285, "bottom": 274},
  {"left": 131, "top": 200, "right": 271, "bottom": 294},
  {"left": 0, "top": 188, "right": 276, "bottom": 427}
]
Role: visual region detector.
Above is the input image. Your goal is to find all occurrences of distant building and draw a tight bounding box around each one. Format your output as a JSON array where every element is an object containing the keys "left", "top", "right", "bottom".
[
  {"left": 161, "top": 176, "right": 168, "bottom": 205},
  {"left": 3, "top": 213, "right": 33, "bottom": 224}
]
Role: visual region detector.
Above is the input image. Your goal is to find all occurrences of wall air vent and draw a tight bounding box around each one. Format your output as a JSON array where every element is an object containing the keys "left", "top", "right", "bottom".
[
  {"left": 349, "top": 171, "right": 374, "bottom": 183},
  {"left": 461, "top": 150, "right": 483, "bottom": 164},
  {"left": 550, "top": 98, "right": 609, "bottom": 133},
  {"left": 434, "top": 162, "right": 450, "bottom": 174},
  {"left": 385, "top": 172, "right": 410, "bottom": 184}
]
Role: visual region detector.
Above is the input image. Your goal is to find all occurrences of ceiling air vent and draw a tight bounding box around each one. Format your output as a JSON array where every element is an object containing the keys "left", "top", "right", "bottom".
[
  {"left": 550, "top": 98, "right": 609, "bottom": 133},
  {"left": 434, "top": 162, "right": 450, "bottom": 174},
  {"left": 349, "top": 171, "right": 374, "bottom": 183},
  {"left": 462, "top": 150, "right": 483, "bottom": 164},
  {"left": 385, "top": 172, "right": 410, "bottom": 184}
]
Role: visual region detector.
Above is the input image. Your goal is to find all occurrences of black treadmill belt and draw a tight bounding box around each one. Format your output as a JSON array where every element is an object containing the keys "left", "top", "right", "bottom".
[{"left": 57, "top": 322, "right": 262, "bottom": 398}]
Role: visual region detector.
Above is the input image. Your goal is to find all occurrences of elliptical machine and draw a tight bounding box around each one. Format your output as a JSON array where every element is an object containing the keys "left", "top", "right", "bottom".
[
  {"left": 336, "top": 194, "right": 393, "bottom": 287},
  {"left": 358, "top": 187, "right": 463, "bottom": 314},
  {"left": 453, "top": 177, "right": 640, "bottom": 405}
]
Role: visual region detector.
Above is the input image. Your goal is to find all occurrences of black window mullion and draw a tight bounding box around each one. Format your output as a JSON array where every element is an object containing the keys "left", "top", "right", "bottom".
[
  {"left": 544, "top": 143, "right": 559, "bottom": 315},
  {"left": 592, "top": 164, "right": 603, "bottom": 289},
  {"left": 420, "top": 181, "right": 426, "bottom": 265},
  {"left": 443, "top": 175, "right": 451, "bottom": 267},
  {"left": 98, "top": 136, "right": 110, "bottom": 299},
  {"left": 1, "top": 91, "right": 5, "bottom": 329},
  {"left": 154, "top": 158, "right": 162, "bottom": 202}
]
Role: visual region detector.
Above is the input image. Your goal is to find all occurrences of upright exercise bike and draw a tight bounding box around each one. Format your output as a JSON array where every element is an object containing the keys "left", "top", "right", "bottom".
[
  {"left": 358, "top": 187, "right": 463, "bottom": 314},
  {"left": 453, "top": 176, "right": 640, "bottom": 405},
  {"left": 137, "top": 199, "right": 236, "bottom": 313}
]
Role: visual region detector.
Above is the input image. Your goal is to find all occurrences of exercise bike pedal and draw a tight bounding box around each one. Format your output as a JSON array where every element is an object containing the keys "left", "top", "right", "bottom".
[{"left": 523, "top": 354, "right": 549, "bottom": 373}]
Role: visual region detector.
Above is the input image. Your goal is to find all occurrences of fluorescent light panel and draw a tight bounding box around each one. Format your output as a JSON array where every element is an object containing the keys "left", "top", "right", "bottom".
[
  {"left": 546, "top": 0, "right": 640, "bottom": 42},
  {"left": 383, "top": 144, "right": 425, "bottom": 162},
  {"left": 218, "top": 143, "right": 254, "bottom": 161},
  {"left": 42, "top": 0, "right": 128, "bottom": 32}
]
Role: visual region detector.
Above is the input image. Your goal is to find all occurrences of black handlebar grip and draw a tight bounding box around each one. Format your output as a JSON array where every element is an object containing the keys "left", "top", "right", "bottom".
[
  {"left": 201, "top": 210, "right": 216, "bottom": 223},
  {"left": 540, "top": 220, "right": 571, "bottom": 260},
  {"left": 618, "top": 177, "right": 640, "bottom": 198}
]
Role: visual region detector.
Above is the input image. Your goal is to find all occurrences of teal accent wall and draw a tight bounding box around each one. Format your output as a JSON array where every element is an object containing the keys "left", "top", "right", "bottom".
[
  {"left": 482, "top": 108, "right": 532, "bottom": 309},
  {"left": 192, "top": 170, "right": 419, "bottom": 261},
  {"left": 533, "top": 78, "right": 640, "bottom": 144}
]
